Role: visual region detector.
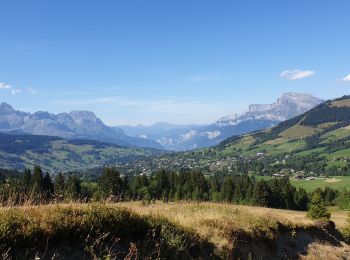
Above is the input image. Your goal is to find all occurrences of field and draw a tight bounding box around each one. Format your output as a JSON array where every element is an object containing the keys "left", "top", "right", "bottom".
[
  {"left": 256, "top": 176, "right": 350, "bottom": 192},
  {"left": 0, "top": 202, "right": 349, "bottom": 259},
  {"left": 291, "top": 176, "right": 350, "bottom": 192}
]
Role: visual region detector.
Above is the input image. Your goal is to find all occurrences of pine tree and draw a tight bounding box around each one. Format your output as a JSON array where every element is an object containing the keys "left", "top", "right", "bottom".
[
  {"left": 32, "top": 165, "right": 44, "bottom": 194},
  {"left": 65, "top": 175, "right": 81, "bottom": 201},
  {"left": 294, "top": 188, "right": 308, "bottom": 211},
  {"left": 98, "top": 167, "right": 123, "bottom": 199},
  {"left": 252, "top": 180, "right": 271, "bottom": 207},
  {"left": 21, "top": 168, "right": 32, "bottom": 193},
  {"left": 220, "top": 176, "right": 234, "bottom": 202},
  {"left": 54, "top": 173, "right": 65, "bottom": 197},
  {"left": 307, "top": 193, "right": 331, "bottom": 220},
  {"left": 42, "top": 173, "right": 54, "bottom": 199}
]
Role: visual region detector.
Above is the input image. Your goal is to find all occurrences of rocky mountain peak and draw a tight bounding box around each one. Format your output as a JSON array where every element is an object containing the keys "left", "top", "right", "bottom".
[
  {"left": 32, "top": 111, "right": 55, "bottom": 120},
  {"left": 0, "top": 102, "right": 16, "bottom": 114},
  {"left": 68, "top": 111, "right": 99, "bottom": 124},
  {"left": 215, "top": 93, "right": 323, "bottom": 127},
  {"left": 277, "top": 93, "right": 321, "bottom": 107}
]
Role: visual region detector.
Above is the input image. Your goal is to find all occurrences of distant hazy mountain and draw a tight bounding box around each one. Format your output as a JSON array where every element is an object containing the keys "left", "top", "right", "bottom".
[
  {"left": 1, "top": 93, "right": 323, "bottom": 151},
  {"left": 215, "top": 93, "right": 323, "bottom": 127},
  {"left": 120, "top": 93, "right": 323, "bottom": 151},
  {"left": 0, "top": 103, "right": 162, "bottom": 149},
  {"left": 118, "top": 122, "right": 204, "bottom": 149}
]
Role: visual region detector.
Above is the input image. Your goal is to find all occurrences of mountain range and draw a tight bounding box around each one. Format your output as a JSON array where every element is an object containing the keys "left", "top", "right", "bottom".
[
  {"left": 0, "top": 93, "right": 323, "bottom": 152},
  {"left": 0, "top": 94, "right": 348, "bottom": 172},
  {"left": 119, "top": 93, "right": 323, "bottom": 150},
  {"left": 0, "top": 103, "right": 162, "bottom": 149}
]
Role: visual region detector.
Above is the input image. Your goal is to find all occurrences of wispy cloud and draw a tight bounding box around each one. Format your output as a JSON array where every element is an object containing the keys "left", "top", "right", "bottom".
[
  {"left": 53, "top": 95, "right": 244, "bottom": 125},
  {"left": 280, "top": 69, "right": 315, "bottom": 80},
  {"left": 11, "top": 89, "right": 22, "bottom": 95},
  {"left": 0, "top": 82, "right": 38, "bottom": 95},
  {"left": 54, "top": 96, "right": 141, "bottom": 107},
  {"left": 186, "top": 73, "right": 224, "bottom": 82},
  {"left": 0, "top": 82, "right": 11, "bottom": 89},
  {"left": 27, "top": 87, "right": 38, "bottom": 95},
  {"left": 341, "top": 74, "right": 350, "bottom": 82}
]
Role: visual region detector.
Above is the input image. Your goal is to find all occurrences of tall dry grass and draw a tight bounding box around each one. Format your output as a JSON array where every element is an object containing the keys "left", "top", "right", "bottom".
[
  {"left": 0, "top": 200, "right": 349, "bottom": 259},
  {"left": 118, "top": 201, "right": 315, "bottom": 251}
]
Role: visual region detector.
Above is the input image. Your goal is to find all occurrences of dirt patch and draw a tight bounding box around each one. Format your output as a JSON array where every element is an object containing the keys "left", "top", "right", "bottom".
[
  {"left": 227, "top": 222, "right": 350, "bottom": 260},
  {"left": 325, "top": 178, "right": 341, "bottom": 183}
]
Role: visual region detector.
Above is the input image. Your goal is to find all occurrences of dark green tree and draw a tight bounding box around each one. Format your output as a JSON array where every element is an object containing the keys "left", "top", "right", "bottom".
[
  {"left": 98, "top": 167, "right": 124, "bottom": 199},
  {"left": 252, "top": 180, "right": 271, "bottom": 207},
  {"left": 21, "top": 168, "right": 32, "bottom": 193},
  {"left": 65, "top": 175, "right": 81, "bottom": 200},
  {"left": 42, "top": 173, "right": 54, "bottom": 199},
  {"left": 220, "top": 176, "right": 234, "bottom": 202},
  {"left": 294, "top": 188, "right": 309, "bottom": 211},
  {"left": 307, "top": 193, "right": 331, "bottom": 220},
  {"left": 32, "top": 165, "right": 44, "bottom": 194},
  {"left": 54, "top": 173, "right": 65, "bottom": 197}
]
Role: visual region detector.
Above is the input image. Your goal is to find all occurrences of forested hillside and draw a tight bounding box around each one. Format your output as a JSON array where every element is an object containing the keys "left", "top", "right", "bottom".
[{"left": 0, "top": 133, "right": 162, "bottom": 171}]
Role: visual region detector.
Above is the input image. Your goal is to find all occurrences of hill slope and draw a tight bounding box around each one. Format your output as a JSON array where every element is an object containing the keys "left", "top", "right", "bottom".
[
  {"left": 0, "top": 133, "right": 161, "bottom": 172},
  {"left": 215, "top": 95, "right": 350, "bottom": 173}
]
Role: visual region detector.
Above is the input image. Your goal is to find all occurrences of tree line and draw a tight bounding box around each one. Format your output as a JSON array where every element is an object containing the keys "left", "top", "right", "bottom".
[{"left": 1, "top": 165, "right": 348, "bottom": 216}]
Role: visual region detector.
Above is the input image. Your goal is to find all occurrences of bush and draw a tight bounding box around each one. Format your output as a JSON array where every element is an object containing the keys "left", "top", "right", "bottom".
[{"left": 307, "top": 194, "right": 331, "bottom": 220}]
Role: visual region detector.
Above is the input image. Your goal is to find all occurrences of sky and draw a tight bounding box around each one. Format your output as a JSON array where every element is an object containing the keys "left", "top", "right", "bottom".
[{"left": 0, "top": 0, "right": 349, "bottom": 126}]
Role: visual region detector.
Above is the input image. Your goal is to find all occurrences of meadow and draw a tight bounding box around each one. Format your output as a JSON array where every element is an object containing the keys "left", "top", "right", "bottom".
[
  {"left": 256, "top": 176, "right": 350, "bottom": 192},
  {"left": 291, "top": 176, "right": 350, "bottom": 192},
  {"left": 0, "top": 201, "right": 349, "bottom": 259}
]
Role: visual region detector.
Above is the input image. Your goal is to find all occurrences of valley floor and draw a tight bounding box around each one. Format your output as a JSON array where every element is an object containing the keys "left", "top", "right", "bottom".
[{"left": 0, "top": 202, "right": 349, "bottom": 259}]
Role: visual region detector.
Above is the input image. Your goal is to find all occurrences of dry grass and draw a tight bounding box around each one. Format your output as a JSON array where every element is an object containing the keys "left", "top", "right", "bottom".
[
  {"left": 265, "top": 137, "right": 287, "bottom": 145},
  {"left": 280, "top": 124, "right": 316, "bottom": 139},
  {"left": 279, "top": 122, "right": 338, "bottom": 140},
  {"left": 301, "top": 242, "right": 350, "bottom": 260},
  {"left": 117, "top": 201, "right": 314, "bottom": 250},
  {"left": 0, "top": 203, "right": 215, "bottom": 259},
  {"left": 330, "top": 99, "right": 350, "bottom": 107},
  {"left": 1, "top": 202, "right": 350, "bottom": 259},
  {"left": 331, "top": 210, "right": 349, "bottom": 229},
  {"left": 117, "top": 201, "right": 350, "bottom": 258}
]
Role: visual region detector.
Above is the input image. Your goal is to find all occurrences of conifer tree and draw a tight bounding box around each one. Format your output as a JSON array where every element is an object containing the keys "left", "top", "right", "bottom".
[
  {"left": 252, "top": 180, "right": 271, "bottom": 207},
  {"left": 42, "top": 172, "right": 54, "bottom": 199},
  {"left": 54, "top": 173, "right": 65, "bottom": 196},
  {"left": 65, "top": 175, "right": 81, "bottom": 201},
  {"left": 32, "top": 165, "right": 44, "bottom": 194},
  {"left": 307, "top": 193, "right": 331, "bottom": 220},
  {"left": 98, "top": 167, "right": 123, "bottom": 199},
  {"left": 21, "top": 168, "right": 32, "bottom": 193}
]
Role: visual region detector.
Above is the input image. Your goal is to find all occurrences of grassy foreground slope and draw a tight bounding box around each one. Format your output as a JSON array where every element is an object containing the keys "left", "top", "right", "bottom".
[
  {"left": 0, "top": 133, "right": 161, "bottom": 171},
  {"left": 1, "top": 202, "right": 349, "bottom": 259}
]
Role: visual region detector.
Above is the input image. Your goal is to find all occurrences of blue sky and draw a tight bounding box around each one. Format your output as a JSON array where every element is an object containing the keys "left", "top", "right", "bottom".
[{"left": 0, "top": 0, "right": 349, "bottom": 125}]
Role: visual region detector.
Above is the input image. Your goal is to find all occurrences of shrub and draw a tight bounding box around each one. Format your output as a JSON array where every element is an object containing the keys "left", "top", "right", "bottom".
[{"left": 307, "top": 194, "right": 331, "bottom": 220}]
